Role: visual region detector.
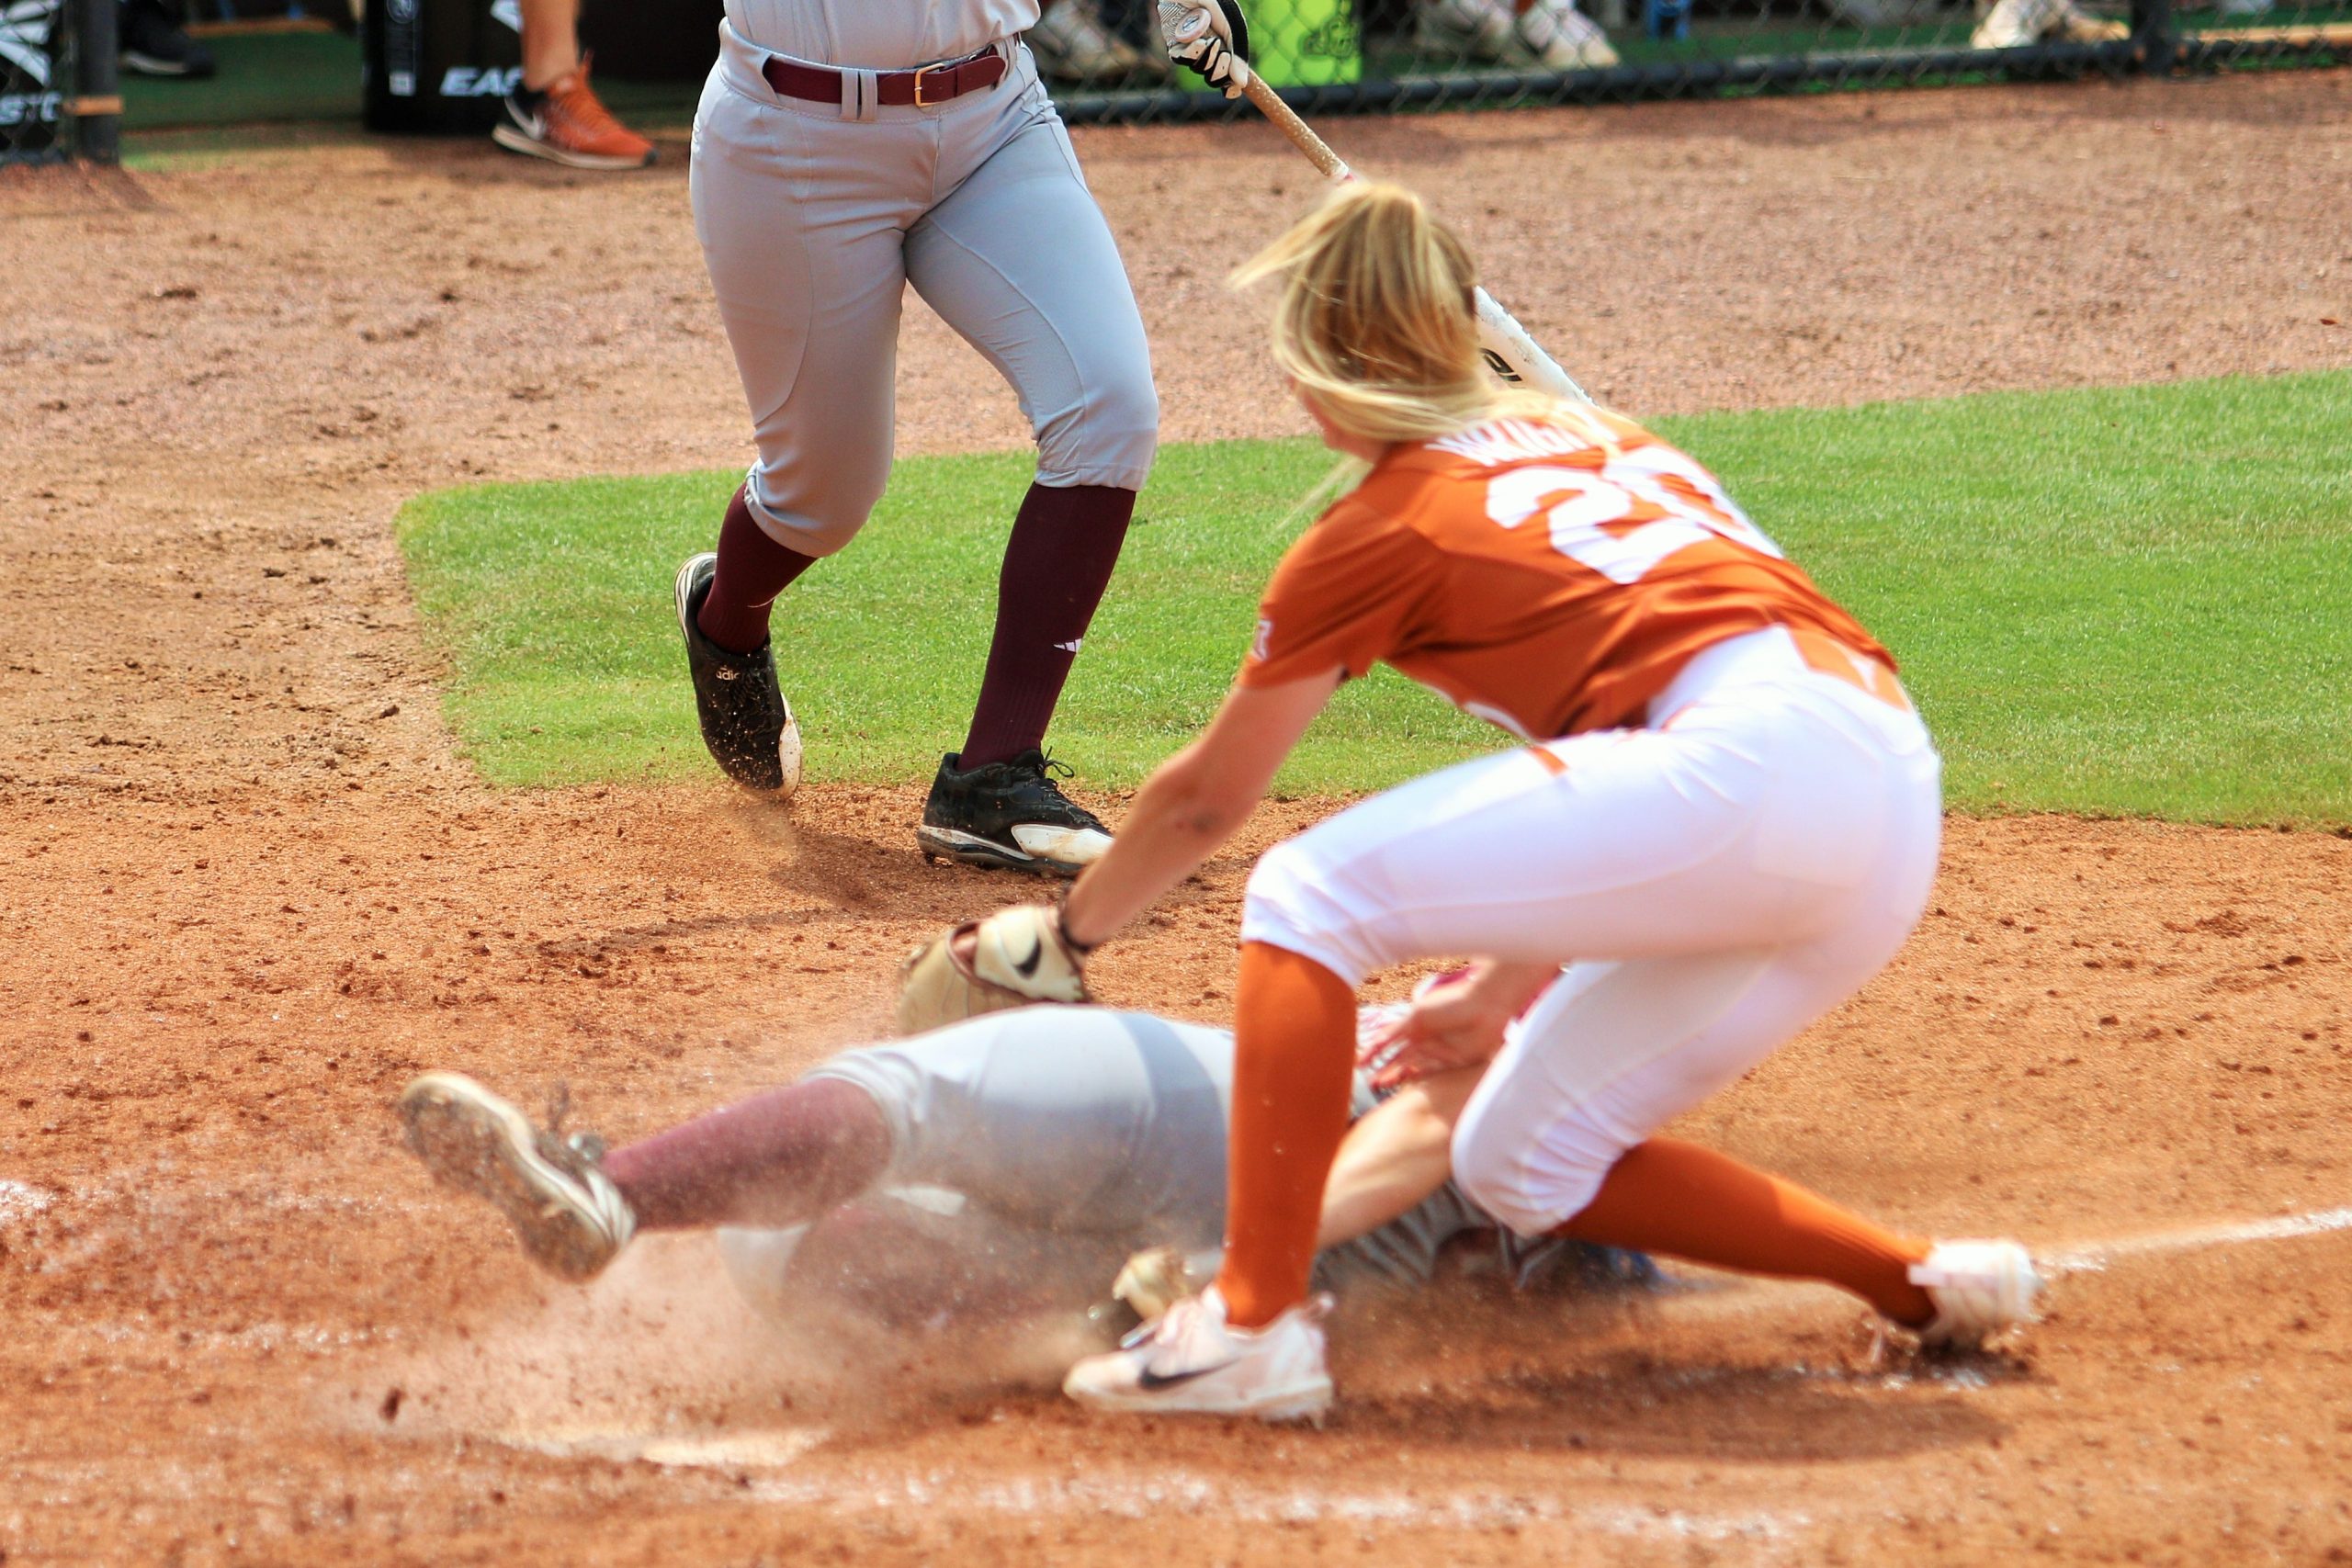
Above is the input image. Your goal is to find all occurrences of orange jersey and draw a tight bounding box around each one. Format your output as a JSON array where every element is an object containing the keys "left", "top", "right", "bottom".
[{"left": 1238, "top": 407, "right": 1891, "bottom": 739}]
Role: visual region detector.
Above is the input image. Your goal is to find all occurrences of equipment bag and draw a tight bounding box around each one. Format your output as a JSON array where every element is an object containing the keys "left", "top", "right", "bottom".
[{"left": 362, "top": 0, "right": 524, "bottom": 134}]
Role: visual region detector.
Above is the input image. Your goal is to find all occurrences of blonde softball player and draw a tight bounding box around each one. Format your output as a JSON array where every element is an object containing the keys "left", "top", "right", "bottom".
[{"left": 956, "top": 181, "right": 2041, "bottom": 1420}]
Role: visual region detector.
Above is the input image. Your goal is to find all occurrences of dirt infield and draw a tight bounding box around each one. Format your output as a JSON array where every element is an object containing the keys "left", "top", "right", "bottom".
[{"left": 4, "top": 70, "right": 2350, "bottom": 1565}]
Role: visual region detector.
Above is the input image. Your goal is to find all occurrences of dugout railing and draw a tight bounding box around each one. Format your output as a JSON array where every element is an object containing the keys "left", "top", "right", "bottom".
[
  {"left": 1043, "top": 0, "right": 2348, "bottom": 121},
  {"left": 0, "top": 0, "right": 118, "bottom": 164}
]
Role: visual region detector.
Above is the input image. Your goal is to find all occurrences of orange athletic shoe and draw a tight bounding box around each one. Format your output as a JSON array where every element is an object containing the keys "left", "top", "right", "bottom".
[{"left": 492, "top": 62, "right": 656, "bottom": 172}]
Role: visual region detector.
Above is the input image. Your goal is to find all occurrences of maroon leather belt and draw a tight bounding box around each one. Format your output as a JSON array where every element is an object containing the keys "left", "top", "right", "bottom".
[{"left": 761, "top": 44, "right": 1008, "bottom": 108}]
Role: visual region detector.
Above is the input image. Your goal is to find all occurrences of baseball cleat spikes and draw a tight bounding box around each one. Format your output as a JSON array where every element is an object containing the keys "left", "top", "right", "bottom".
[
  {"left": 918, "top": 750, "right": 1111, "bottom": 877},
  {"left": 1065, "top": 1287, "right": 1335, "bottom": 1422},
  {"left": 676, "top": 553, "right": 804, "bottom": 798},
  {"left": 1907, "top": 1238, "right": 2044, "bottom": 1349},
  {"left": 398, "top": 1072, "right": 636, "bottom": 1282}
]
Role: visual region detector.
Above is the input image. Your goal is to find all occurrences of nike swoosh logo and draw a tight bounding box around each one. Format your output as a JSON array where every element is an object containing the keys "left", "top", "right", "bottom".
[
  {"left": 1135, "top": 1359, "right": 1234, "bottom": 1392},
  {"left": 1012, "top": 938, "right": 1043, "bottom": 979}
]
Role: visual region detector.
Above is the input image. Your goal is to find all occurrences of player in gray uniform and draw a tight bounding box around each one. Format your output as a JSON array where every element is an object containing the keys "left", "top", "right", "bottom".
[
  {"left": 399, "top": 1006, "right": 1650, "bottom": 1332},
  {"left": 673, "top": 0, "right": 1159, "bottom": 879}
]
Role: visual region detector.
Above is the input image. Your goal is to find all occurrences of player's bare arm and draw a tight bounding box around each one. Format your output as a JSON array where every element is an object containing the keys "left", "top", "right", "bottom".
[
  {"left": 1313, "top": 1066, "right": 1481, "bottom": 1251},
  {"left": 1059, "top": 669, "right": 1342, "bottom": 950}
]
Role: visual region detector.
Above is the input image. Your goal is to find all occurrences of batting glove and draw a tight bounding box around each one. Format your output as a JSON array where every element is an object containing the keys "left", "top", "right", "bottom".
[{"left": 1158, "top": 0, "right": 1251, "bottom": 96}]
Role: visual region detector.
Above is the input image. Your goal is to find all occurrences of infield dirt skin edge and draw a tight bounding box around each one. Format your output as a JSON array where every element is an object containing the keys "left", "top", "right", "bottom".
[{"left": 4, "top": 72, "right": 2351, "bottom": 1566}]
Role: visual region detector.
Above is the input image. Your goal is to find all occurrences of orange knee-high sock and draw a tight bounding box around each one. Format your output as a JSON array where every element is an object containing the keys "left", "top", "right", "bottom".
[
  {"left": 1215, "top": 943, "right": 1360, "bottom": 1330},
  {"left": 1555, "top": 1137, "right": 1937, "bottom": 1325}
]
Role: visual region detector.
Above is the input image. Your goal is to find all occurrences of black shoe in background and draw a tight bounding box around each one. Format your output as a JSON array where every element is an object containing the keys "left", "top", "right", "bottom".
[
  {"left": 918, "top": 749, "right": 1112, "bottom": 876},
  {"left": 120, "top": 0, "right": 216, "bottom": 77}
]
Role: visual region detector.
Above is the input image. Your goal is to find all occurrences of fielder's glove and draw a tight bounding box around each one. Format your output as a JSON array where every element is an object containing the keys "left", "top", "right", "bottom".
[
  {"left": 893, "top": 903, "right": 1092, "bottom": 1035},
  {"left": 1158, "top": 0, "right": 1250, "bottom": 96}
]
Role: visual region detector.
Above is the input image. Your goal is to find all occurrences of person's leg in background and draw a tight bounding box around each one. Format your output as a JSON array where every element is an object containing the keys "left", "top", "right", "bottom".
[
  {"left": 119, "top": 0, "right": 215, "bottom": 79},
  {"left": 493, "top": 0, "right": 654, "bottom": 170},
  {"left": 902, "top": 97, "right": 1159, "bottom": 874}
]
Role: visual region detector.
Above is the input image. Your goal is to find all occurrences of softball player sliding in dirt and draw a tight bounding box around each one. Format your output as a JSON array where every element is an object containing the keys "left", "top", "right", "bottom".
[
  {"left": 673, "top": 0, "right": 1161, "bottom": 876},
  {"left": 944, "top": 180, "right": 2042, "bottom": 1421},
  {"left": 395, "top": 1003, "right": 1653, "bottom": 1331}
]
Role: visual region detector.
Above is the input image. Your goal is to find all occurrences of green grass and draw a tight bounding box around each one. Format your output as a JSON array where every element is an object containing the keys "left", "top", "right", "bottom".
[{"left": 397, "top": 369, "right": 2352, "bottom": 825}]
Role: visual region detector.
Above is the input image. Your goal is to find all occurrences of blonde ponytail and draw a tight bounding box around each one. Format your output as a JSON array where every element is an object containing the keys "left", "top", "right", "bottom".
[{"left": 1232, "top": 181, "right": 1558, "bottom": 447}]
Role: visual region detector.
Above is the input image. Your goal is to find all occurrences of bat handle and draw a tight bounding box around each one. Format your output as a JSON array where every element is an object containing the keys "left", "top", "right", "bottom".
[{"left": 1238, "top": 74, "right": 1351, "bottom": 182}]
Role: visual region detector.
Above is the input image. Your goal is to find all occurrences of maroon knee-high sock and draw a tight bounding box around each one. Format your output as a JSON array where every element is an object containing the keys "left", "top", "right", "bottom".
[
  {"left": 957, "top": 482, "right": 1135, "bottom": 770},
  {"left": 600, "top": 1077, "right": 892, "bottom": 1231},
  {"left": 696, "top": 485, "right": 820, "bottom": 656}
]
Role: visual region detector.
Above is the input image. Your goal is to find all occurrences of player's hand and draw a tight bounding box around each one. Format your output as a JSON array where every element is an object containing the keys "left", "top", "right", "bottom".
[
  {"left": 1364, "top": 962, "right": 1555, "bottom": 1090},
  {"left": 894, "top": 904, "right": 1092, "bottom": 1033},
  {"left": 967, "top": 903, "right": 1091, "bottom": 1004},
  {"left": 1158, "top": 0, "right": 1251, "bottom": 96}
]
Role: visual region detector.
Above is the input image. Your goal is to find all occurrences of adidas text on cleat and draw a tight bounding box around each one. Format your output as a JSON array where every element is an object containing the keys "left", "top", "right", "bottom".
[
  {"left": 1908, "top": 1238, "right": 2044, "bottom": 1348},
  {"left": 1065, "top": 1288, "right": 1334, "bottom": 1422},
  {"left": 918, "top": 749, "right": 1111, "bottom": 876},
  {"left": 398, "top": 1072, "right": 637, "bottom": 1282},
  {"left": 676, "top": 553, "right": 803, "bottom": 798}
]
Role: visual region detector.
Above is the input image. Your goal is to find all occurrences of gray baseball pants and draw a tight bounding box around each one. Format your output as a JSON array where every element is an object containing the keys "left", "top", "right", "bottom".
[
  {"left": 711, "top": 1008, "right": 1482, "bottom": 1312},
  {"left": 690, "top": 24, "right": 1159, "bottom": 558}
]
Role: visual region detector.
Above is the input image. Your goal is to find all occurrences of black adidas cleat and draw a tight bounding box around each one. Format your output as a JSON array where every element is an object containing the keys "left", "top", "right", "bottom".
[
  {"left": 917, "top": 749, "right": 1112, "bottom": 876},
  {"left": 675, "top": 553, "right": 802, "bottom": 797}
]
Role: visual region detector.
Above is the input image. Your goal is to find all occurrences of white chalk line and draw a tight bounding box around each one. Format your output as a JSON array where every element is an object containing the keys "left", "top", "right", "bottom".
[
  {"left": 463, "top": 1199, "right": 2352, "bottom": 1534},
  {"left": 485, "top": 1428, "right": 1806, "bottom": 1541},
  {"left": 2040, "top": 1204, "right": 2352, "bottom": 1274},
  {"left": 0, "top": 1179, "right": 56, "bottom": 1224}
]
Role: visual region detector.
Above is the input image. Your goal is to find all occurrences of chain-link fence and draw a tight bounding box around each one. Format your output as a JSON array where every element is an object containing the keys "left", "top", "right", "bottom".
[
  {"left": 1, "top": 0, "right": 118, "bottom": 164},
  {"left": 2171, "top": 0, "right": 2352, "bottom": 68},
  {"left": 1032, "top": 0, "right": 2345, "bottom": 119}
]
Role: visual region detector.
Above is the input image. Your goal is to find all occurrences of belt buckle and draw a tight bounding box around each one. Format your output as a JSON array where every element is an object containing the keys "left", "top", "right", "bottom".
[{"left": 912, "top": 60, "right": 949, "bottom": 107}]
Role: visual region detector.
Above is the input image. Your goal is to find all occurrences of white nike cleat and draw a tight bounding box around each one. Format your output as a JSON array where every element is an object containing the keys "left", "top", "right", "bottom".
[
  {"left": 1027, "top": 0, "right": 1156, "bottom": 82},
  {"left": 1907, "top": 1238, "right": 2044, "bottom": 1348},
  {"left": 1516, "top": 0, "right": 1621, "bottom": 69},
  {"left": 1971, "top": 0, "right": 2125, "bottom": 46},
  {"left": 1415, "top": 0, "right": 1520, "bottom": 62},
  {"left": 399, "top": 1072, "right": 637, "bottom": 1282},
  {"left": 1066, "top": 1287, "right": 1335, "bottom": 1421}
]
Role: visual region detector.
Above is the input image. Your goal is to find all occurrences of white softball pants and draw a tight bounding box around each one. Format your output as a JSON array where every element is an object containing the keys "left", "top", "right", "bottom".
[
  {"left": 689, "top": 25, "right": 1159, "bottom": 558},
  {"left": 1238, "top": 627, "right": 1944, "bottom": 1237}
]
